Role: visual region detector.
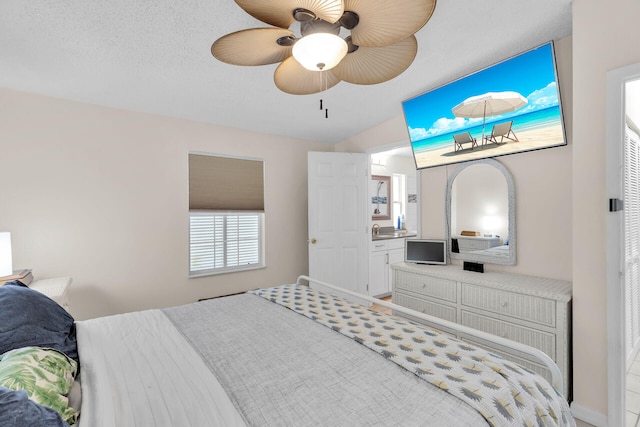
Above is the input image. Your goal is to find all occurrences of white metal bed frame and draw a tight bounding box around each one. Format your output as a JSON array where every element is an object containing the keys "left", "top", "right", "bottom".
[{"left": 296, "top": 275, "right": 564, "bottom": 394}]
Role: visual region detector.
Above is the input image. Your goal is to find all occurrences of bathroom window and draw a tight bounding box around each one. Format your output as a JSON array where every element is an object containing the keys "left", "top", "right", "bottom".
[
  {"left": 392, "top": 174, "right": 406, "bottom": 226},
  {"left": 188, "top": 153, "right": 265, "bottom": 276}
]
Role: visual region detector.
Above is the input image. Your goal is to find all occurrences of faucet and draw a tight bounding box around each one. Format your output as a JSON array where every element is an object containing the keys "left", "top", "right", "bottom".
[{"left": 372, "top": 224, "right": 380, "bottom": 236}]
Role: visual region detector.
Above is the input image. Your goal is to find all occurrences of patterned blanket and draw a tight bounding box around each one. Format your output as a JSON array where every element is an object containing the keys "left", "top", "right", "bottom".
[{"left": 250, "top": 285, "right": 575, "bottom": 427}]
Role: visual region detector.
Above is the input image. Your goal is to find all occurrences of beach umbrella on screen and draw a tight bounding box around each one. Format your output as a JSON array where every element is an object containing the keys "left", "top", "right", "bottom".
[{"left": 451, "top": 91, "right": 528, "bottom": 141}]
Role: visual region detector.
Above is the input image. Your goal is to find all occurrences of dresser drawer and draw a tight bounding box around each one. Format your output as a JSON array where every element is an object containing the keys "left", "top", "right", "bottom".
[
  {"left": 393, "top": 293, "right": 458, "bottom": 336},
  {"left": 395, "top": 271, "right": 456, "bottom": 303},
  {"left": 386, "top": 238, "right": 405, "bottom": 250},
  {"left": 371, "top": 240, "right": 388, "bottom": 252},
  {"left": 394, "top": 292, "right": 457, "bottom": 322},
  {"left": 461, "top": 283, "right": 556, "bottom": 327},
  {"left": 459, "top": 334, "right": 552, "bottom": 385},
  {"left": 460, "top": 310, "right": 556, "bottom": 359}
]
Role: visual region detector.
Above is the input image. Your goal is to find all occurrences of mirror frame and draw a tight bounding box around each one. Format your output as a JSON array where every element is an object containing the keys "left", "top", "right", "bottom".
[{"left": 446, "top": 158, "right": 516, "bottom": 265}]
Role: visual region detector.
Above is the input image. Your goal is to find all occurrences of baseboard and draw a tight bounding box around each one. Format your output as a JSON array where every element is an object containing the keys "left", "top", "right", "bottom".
[{"left": 570, "top": 402, "right": 608, "bottom": 427}]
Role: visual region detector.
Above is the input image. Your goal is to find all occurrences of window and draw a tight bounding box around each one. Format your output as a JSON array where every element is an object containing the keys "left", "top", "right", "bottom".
[
  {"left": 188, "top": 153, "right": 265, "bottom": 276},
  {"left": 392, "top": 173, "right": 406, "bottom": 225},
  {"left": 189, "top": 211, "right": 263, "bottom": 275}
]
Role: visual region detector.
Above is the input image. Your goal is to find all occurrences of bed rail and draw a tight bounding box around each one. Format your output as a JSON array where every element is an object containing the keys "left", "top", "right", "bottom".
[{"left": 295, "top": 274, "right": 564, "bottom": 395}]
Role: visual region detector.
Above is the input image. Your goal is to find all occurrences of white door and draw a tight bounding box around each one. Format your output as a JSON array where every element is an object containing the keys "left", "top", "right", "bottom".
[
  {"left": 308, "top": 152, "right": 369, "bottom": 297},
  {"left": 606, "top": 63, "right": 640, "bottom": 427}
]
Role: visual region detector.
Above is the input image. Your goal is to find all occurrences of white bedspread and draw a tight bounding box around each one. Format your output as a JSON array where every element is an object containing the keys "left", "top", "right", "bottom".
[{"left": 76, "top": 310, "right": 246, "bottom": 427}]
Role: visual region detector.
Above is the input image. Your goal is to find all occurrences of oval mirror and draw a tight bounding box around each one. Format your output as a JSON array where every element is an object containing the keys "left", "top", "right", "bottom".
[{"left": 446, "top": 158, "right": 516, "bottom": 265}]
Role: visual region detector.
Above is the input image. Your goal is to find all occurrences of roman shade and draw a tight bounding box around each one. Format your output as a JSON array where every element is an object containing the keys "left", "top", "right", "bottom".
[{"left": 189, "top": 154, "right": 264, "bottom": 211}]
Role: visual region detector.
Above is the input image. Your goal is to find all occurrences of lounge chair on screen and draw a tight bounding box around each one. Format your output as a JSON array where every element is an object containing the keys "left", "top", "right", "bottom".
[
  {"left": 483, "top": 120, "right": 518, "bottom": 145},
  {"left": 453, "top": 131, "right": 478, "bottom": 152}
]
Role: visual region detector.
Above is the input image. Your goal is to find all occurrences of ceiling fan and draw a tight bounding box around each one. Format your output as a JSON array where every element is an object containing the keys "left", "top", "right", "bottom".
[{"left": 212, "top": 0, "right": 437, "bottom": 95}]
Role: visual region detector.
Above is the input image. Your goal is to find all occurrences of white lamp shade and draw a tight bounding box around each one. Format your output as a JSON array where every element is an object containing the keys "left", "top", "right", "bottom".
[
  {"left": 292, "top": 33, "right": 348, "bottom": 72},
  {"left": 0, "top": 232, "right": 13, "bottom": 277}
]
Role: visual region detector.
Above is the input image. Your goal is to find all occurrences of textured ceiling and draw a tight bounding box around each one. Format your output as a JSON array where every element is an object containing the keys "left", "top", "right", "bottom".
[{"left": 0, "top": 0, "right": 572, "bottom": 144}]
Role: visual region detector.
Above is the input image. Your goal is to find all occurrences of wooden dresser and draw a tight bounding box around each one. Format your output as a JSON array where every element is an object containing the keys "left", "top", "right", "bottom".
[{"left": 391, "top": 262, "right": 572, "bottom": 398}]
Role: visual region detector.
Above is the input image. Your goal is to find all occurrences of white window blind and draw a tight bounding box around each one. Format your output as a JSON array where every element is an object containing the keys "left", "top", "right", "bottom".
[
  {"left": 188, "top": 153, "right": 265, "bottom": 277},
  {"left": 189, "top": 212, "right": 264, "bottom": 276}
]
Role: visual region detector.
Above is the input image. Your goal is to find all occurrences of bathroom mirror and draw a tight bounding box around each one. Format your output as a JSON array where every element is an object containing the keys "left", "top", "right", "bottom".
[
  {"left": 371, "top": 175, "right": 391, "bottom": 220},
  {"left": 446, "top": 158, "right": 516, "bottom": 265}
]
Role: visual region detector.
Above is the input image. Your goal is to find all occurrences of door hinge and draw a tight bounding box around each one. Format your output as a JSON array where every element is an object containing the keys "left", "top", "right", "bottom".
[{"left": 609, "top": 198, "right": 624, "bottom": 212}]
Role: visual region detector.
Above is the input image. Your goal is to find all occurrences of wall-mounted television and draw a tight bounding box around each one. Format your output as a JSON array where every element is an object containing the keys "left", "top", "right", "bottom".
[
  {"left": 405, "top": 239, "right": 447, "bottom": 265},
  {"left": 402, "top": 41, "right": 566, "bottom": 170}
]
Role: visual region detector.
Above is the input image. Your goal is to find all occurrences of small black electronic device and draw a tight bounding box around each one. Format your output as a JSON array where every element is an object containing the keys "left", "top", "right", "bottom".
[
  {"left": 463, "top": 261, "right": 484, "bottom": 273},
  {"left": 405, "top": 239, "right": 447, "bottom": 265}
]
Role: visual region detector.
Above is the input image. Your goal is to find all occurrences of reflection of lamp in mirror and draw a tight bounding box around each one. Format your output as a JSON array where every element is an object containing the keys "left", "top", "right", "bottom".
[
  {"left": 482, "top": 216, "right": 499, "bottom": 237},
  {"left": 0, "top": 232, "right": 13, "bottom": 277}
]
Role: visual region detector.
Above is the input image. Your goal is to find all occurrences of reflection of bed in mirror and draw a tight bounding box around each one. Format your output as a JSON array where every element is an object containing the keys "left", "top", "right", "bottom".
[
  {"left": 468, "top": 243, "right": 510, "bottom": 257},
  {"left": 456, "top": 235, "right": 501, "bottom": 253},
  {"left": 455, "top": 235, "right": 510, "bottom": 257}
]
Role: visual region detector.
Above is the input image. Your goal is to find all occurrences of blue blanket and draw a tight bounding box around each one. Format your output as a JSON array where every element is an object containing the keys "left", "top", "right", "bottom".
[{"left": 0, "top": 281, "right": 78, "bottom": 364}]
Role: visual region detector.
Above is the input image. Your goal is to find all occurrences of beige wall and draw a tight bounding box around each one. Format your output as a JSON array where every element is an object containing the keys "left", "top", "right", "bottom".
[
  {"left": 572, "top": 0, "right": 640, "bottom": 418},
  {"left": 337, "top": 36, "right": 573, "bottom": 281},
  {"left": 0, "top": 88, "right": 330, "bottom": 320}
]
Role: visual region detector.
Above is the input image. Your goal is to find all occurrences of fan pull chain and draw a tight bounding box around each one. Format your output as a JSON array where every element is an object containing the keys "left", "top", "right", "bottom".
[
  {"left": 323, "top": 71, "right": 329, "bottom": 119},
  {"left": 316, "top": 73, "right": 330, "bottom": 119},
  {"left": 320, "top": 99, "right": 328, "bottom": 118}
]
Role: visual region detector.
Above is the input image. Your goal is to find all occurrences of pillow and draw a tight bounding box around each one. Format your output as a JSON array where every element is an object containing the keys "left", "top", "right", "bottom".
[
  {"left": 0, "top": 281, "right": 78, "bottom": 364},
  {"left": 0, "top": 386, "right": 69, "bottom": 427},
  {"left": 67, "top": 380, "right": 82, "bottom": 413},
  {"left": 0, "top": 347, "right": 78, "bottom": 425}
]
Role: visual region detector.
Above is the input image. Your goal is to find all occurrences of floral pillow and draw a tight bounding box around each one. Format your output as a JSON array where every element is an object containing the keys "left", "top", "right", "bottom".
[{"left": 0, "top": 347, "right": 78, "bottom": 425}]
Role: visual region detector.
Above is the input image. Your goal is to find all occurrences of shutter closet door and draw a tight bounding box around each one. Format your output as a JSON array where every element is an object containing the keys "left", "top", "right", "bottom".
[{"left": 625, "top": 123, "right": 640, "bottom": 365}]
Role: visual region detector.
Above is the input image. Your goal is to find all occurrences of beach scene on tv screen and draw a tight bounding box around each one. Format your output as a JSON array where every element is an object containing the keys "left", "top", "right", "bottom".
[{"left": 403, "top": 42, "right": 565, "bottom": 169}]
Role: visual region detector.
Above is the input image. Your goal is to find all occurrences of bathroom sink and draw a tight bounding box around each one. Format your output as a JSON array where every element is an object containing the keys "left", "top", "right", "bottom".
[{"left": 372, "top": 231, "right": 417, "bottom": 240}]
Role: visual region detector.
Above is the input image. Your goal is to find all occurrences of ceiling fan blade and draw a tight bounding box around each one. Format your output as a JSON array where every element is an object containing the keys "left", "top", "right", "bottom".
[
  {"left": 274, "top": 57, "right": 341, "bottom": 95},
  {"left": 234, "top": 0, "right": 344, "bottom": 28},
  {"left": 212, "top": 28, "right": 295, "bottom": 66},
  {"left": 345, "top": 0, "right": 436, "bottom": 47},
  {"left": 332, "top": 36, "right": 417, "bottom": 85}
]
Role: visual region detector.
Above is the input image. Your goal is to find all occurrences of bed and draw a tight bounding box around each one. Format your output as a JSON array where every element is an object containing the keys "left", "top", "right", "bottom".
[
  {"left": 0, "top": 277, "right": 575, "bottom": 426},
  {"left": 469, "top": 244, "right": 511, "bottom": 257}
]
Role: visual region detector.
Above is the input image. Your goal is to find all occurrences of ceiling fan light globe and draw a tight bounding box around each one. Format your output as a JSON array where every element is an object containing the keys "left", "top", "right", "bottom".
[{"left": 292, "top": 33, "right": 348, "bottom": 71}]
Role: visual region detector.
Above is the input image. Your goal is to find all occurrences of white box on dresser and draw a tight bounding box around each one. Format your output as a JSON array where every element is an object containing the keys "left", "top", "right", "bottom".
[{"left": 391, "top": 262, "right": 572, "bottom": 399}]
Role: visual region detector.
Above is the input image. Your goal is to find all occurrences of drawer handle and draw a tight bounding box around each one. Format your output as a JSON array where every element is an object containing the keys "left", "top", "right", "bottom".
[{"left": 422, "top": 283, "right": 426, "bottom": 288}]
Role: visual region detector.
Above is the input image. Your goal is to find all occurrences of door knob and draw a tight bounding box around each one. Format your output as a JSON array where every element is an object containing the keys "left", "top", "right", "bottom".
[{"left": 310, "top": 238, "right": 317, "bottom": 244}]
